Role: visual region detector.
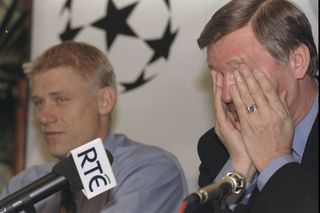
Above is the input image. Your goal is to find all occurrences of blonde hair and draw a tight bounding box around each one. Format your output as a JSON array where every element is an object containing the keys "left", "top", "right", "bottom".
[{"left": 24, "top": 41, "right": 116, "bottom": 89}]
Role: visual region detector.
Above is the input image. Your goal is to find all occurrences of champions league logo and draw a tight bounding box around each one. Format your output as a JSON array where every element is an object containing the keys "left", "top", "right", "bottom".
[{"left": 59, "top": 0, "right": 178, "bottom": 93}]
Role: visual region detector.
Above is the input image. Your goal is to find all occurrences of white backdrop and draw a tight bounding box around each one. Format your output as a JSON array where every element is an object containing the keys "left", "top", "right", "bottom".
[{"left": 26, "top": 0, "right": 318, "bottom": 193}]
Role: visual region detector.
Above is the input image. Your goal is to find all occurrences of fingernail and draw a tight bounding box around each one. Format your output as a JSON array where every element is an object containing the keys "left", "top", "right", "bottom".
[
  {"left": 234, "top": 70, "right": 241, "bottom": 81},
  {"left": 238, "top": 63, "right": 247, "bottom": 73}
]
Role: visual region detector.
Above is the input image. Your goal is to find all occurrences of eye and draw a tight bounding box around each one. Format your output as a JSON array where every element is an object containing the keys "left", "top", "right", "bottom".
[
  {"left": 55, "top": 96, "right": 69, "bottom": 103},
  {"left": 32, "top": 99, "right": 44, "bottom": 108}
]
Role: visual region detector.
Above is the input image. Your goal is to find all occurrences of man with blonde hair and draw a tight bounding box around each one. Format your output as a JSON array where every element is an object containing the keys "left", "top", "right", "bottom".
[{"left": 1, "top": 41, "right": 188, "bottom": 213}]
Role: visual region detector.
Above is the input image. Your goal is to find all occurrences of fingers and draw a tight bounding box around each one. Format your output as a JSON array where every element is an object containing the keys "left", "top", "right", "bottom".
[
  {"left": 210, "top": 70, "right": 217, "bottom": 95},
  {"left": 236, "top": 64, "right": 266, "bottom": 112},
  {"left": 230, "top": 83, "right": 246, "bottom": 117},
  {"left": 231, "top": 65, "right": 258, "bottom": 117},
  {"left": 226, "top": 63, "right": 294, "bottom": 172},
  {"left": 210, "top": 70, "right": 226, "bottom": 123},
  {"left": 231, "top": 63, "right": 287, "bottom": 118},
  {"left": 253, "top": 70, "right": 288, "bottom": 116}
]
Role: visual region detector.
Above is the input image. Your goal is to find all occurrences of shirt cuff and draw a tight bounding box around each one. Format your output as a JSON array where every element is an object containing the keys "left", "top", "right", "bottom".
[
  {"left": 214, "top": 159, "right": 234, "bottom": 182},
  {"left": 257, "top": 154, "right": 297, "bottom": 191}
]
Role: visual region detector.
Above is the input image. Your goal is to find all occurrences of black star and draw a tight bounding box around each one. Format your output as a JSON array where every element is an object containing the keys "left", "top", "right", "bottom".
[
  {"left": 145, "top": 21, "right": 178, "bottom": 64},
  {"left": 60, "top": 19, "right": 82, "bottom": 41},
  {"left": 163, "top": 0, "right": 170, "bottom": 8},
  {"left": 120, "top": 70, "right": 155, "bottom": 92},
  {"left": 60, "top": 0, "right": 73, "bottom": 15},
  {"left": 92, "top": 0, "right": 137, "bottom": 50}
]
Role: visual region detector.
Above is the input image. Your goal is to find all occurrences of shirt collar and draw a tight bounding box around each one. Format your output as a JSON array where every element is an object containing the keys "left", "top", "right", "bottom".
[
  {"left": 292, "top": 87, "right": 318, "bottom": 160},
  {"left": 103, "top": 132, "right": 117, "bottom": 154}
]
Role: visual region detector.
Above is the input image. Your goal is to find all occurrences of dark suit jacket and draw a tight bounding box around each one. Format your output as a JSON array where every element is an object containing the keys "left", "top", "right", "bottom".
[{"left": 195, "top": 114, "right": 318, "bottom": 213}]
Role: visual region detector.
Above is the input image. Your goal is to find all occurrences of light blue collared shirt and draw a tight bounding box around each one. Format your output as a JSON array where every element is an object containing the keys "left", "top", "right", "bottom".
[{"left": 0, "top": 133, "right": 188, "bottom": 213}]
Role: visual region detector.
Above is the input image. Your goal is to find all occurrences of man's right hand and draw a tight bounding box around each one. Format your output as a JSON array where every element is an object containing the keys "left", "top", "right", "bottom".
[{"left": 210, "top": 70, "right": 257, "bottom": 183}]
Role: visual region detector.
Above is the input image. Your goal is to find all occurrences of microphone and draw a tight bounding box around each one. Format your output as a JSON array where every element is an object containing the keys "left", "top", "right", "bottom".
[
  {"left": 180, "top": 172, "right": 245, "bottom": 213},
  {"left": 0, "top": 138, "right": 115, "bottom": 213},
  {"left": 196, "top": 172, "right": 245, "bottom": 203}
]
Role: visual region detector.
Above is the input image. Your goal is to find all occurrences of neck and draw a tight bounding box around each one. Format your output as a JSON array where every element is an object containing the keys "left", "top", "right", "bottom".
[
  {"left": 290, "top": 76, "right": 317, "bottom": 125},
  {"left": 99, "top": 118, "right": 110, "bottom": 142}
]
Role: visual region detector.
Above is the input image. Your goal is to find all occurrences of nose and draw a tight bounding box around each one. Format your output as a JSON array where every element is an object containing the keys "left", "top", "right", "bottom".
[
  {"left": 221, "top": 72, "right": 236, "bottom": 104},
  {"left": 36, "top": 104, "right": 57, "bottom": 126}
]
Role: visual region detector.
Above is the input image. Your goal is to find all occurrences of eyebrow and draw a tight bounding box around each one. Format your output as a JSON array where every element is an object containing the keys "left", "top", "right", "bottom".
[
  {"left": 208, "top": 59, "right": 243, "bottom": 70},
  {"left": 208, "top": 64, "right": 215, "bottom": 70},
  {"left": 30, "top": 95, "right": 41, "bottom": 102},
  {"left": 31, "top": 91, "right": 68, "bottom": 101},
  {"left": 226, "top": 59, "right": 243, "bottom": 68}
]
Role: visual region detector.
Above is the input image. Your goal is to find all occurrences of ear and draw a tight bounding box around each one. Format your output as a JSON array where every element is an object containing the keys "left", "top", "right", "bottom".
[
  {"left": 97, "top": 87, "right": 116, "bottom": 115},
  {"left": 288, "top": 44, "right": 310, "bottom": 79}
]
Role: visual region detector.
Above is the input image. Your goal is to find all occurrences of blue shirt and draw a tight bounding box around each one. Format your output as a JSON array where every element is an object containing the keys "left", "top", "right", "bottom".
[{"left": 0, "top": 133, "right": 188, "bottom": 213}]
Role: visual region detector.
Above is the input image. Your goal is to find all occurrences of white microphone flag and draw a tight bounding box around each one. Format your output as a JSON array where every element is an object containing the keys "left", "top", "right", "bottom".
[{"left": 70, "top": 138, "right": 117, "bottom": 199}]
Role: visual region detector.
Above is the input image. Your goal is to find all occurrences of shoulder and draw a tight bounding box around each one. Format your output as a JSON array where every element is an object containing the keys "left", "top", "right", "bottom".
[
  {"left": 103, "top": 134, "right": 188, "bottom": 212},
  {"left": 197, "top": 128, "right": 228, "bottom": 159},
  {"left": 197, "top": 128, "right": 229, "bottom": 186},
  {"left": 109, "top": 133, "right": 187, "bottom": 189},
  {"left": 110, "top": 133, "right": 182, "bottom": 167},
  {"left": 198, "top": 128, "right": 216, "bottom": 147},
  {"left": 111, "top": 133, "right": 184, "bottom": 171}
]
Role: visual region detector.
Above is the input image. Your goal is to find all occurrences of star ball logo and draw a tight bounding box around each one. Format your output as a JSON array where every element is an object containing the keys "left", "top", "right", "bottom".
[{"left": 59, "top": 0, "right": 178, "bottom": 93}]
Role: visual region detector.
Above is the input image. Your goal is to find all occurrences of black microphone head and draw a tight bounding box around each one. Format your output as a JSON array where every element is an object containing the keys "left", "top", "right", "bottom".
[
  {"left": 52, "top": 155, "right": 82, "bottom": 192},
  {"left": 52, "top": 149, "right": 113, "bottom": 193}
]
